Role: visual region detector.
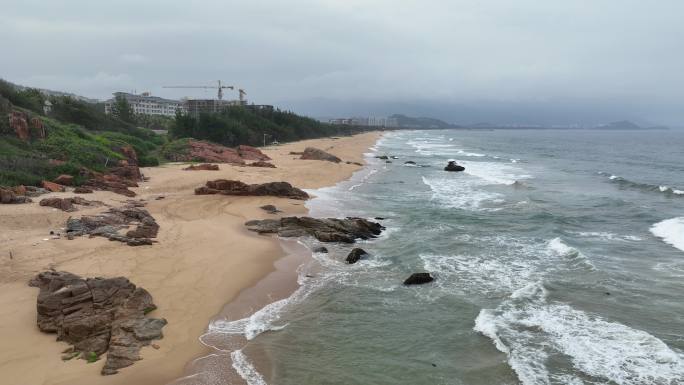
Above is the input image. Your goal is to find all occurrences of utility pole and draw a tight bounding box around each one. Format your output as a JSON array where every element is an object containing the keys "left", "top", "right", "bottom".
[{"left": 263, "top": 133, "right": 269, "bottom": 147}]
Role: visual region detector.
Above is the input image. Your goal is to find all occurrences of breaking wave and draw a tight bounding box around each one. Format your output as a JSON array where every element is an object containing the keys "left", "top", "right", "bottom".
[
  {"left": 650, "top": 217, "right": 684, "bottom": 253},
  {"left": 475, "top": 282, "right": 684, "bottom": 385},
  {"left": 598, "top": 172, "right": 684, "bottom": 197}
]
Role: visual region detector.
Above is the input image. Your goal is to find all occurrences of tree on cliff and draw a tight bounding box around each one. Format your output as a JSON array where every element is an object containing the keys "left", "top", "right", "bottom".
[{"left": 111, "top": 95, "right": 135, "bottom": 124}]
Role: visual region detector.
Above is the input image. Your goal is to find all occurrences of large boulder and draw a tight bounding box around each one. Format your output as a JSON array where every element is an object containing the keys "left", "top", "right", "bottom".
[
  {"left": 346, "top": 248, "right": 368, "bottom": 264},
  {"left": 29, "top": 271, "right": 166, "bottom": 375},
  {"left": 245, "top": 217, "right": 384, "bottom": 243},
  {"left": 299, "top": 147, "right": 341, "bottom": 163},
  {"left": 195, "top": 180, "right": 309, "bottom": 200},
  {"left": 444, "top": 161, "right": 465, "bottom": 172},
  {"left": 403, "top": 273, "right": 434, "bottom": 285}
]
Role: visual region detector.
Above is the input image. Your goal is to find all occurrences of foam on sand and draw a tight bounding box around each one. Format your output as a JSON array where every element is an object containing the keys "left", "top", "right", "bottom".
[
  {"left": 650, "top": 217, "right": 684, "bottom": 252},
  {"left": 231, "top": 350, "right": 267, "bottom": 385},
  {"left": 475, "top": 282, "right": 684, "bottom": 385}
]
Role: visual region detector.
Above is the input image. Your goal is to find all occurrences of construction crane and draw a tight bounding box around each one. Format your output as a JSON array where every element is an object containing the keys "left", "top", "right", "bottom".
[
  {"left": 163, "top": 80, "right": 234, "bottom": 100},
  {"left": 238, "top": 89, "right": 247, "bottom": 104}
]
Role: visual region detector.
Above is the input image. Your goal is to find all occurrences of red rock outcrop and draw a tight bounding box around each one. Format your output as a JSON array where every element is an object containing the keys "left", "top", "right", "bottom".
[
  {"left": 9, "top": 111, "right": 29, "bottom": 141},
  {"left": 30, "top": 117, "right": 46, "bottom": 139},
  {"left": 237, "top": 145, "right": 270, "bottom": 161},
  {"left": 42, "top": 180, "right": 66, "bottom": 192},
  {"left": 39, "top": 196, "right": 102, "bottom": 212},
  {"left": 29, "top": 271, "right": 166, "bottom": 375},
  {"left": 167, "top": 141, "right": 270, "bottom": 164},
  {"left": 195, "top": 179, "right": 309, "bottom": 200}
]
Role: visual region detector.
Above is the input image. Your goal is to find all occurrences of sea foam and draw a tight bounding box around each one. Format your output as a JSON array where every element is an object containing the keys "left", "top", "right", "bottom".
[
  {"left": 650, "top": 217, "right": 684, "bottom": 252},
  {"left": 475, "top": 281, "right": 684, "bottom": 385}
]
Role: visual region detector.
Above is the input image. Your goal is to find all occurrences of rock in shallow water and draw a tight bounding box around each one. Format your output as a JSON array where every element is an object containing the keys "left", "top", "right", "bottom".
[
  {"left": 403, "top": 273, "right": 434, "bottom": 285},
  {"left": 245, "top": 217, "right": 384, "bottom": 243},
  {"left": 29, "top": 271, "right": 166, "bottom": 375},
  {"left": 444, "top": 161, "right": 465, "bottom": 172},
  {"left": 346, "top": 248, "right": 368, "bottom": 264}
]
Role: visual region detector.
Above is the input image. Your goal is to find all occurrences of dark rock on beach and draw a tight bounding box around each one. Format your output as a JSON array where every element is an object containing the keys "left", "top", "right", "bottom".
[
  {"left": 444, "top": 161, "right": 465, "bottom": 172},
  {"left": 183, "top": 163, "right": 220, "bottom": 171},
  {"left": 29, "top": 270, "right": 167, "bottom": 375},
  {"left": 195, "top": 180, "right": 309, "bottom": 200},
  {"left": 346, "top": 248, "right": 368, "bottom": 264},
  {"left": 260, "top": 204, "right": 280, "bottom": 213},
  {"left": 403, "top": 273, "right": 434, "bottom": 285},
  {"left": 313, "top": 246, "right": 328, "bottom": 253},
  {"left": 245, "top": 217, "right": 384, "bottom": 243},
  {"left": 66, "top": 203, "right": 159, "bottom": 246},
  {"left": 299, "top": 147, "right": 342, "bottom": 163}
]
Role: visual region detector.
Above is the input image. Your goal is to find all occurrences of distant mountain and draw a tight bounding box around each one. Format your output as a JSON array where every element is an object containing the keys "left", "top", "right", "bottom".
[
  {"left": 390, "top": 114, "right": 457, "bottom": 129},
  {"left": 594, "top": 120, "right": 669, "bottom": 130}
]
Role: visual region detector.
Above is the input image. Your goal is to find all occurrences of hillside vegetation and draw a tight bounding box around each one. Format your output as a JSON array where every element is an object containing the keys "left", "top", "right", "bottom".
[
  {"left": 1, "top": 80, "right": 377, "bottom": 187},
  {"left": 0, "top": 80, "right": 162, "bottom": 186},
  {"left": 170, "top": 106, "right": 370, "bottom": 147}
]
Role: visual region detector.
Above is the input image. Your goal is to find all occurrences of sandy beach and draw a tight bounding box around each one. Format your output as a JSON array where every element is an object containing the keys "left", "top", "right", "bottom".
[{"left": 0, "top": 132, "right": 380, "bottom": 385}]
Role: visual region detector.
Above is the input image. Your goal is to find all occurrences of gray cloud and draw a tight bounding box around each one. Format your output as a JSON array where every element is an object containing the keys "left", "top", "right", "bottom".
[{"left": 2, "top": 0, "right": 683, "bottom": 125}]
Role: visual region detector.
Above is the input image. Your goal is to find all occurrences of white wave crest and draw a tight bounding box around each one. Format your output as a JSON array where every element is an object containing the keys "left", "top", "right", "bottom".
[
  {"left": 650, "top": 217, "right": 684, "bottom": 253},
  {"left": 475, "top": 282, "right": 684, "bottom": 385}
]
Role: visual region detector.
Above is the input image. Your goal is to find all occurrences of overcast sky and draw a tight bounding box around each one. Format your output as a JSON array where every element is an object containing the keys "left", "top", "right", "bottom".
[{"left": 2, "top": 0, "right": 683, "bottom": 125}]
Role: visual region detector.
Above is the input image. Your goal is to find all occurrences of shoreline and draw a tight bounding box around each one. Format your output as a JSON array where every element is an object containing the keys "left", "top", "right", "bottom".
[{"left": 0, "top": 132, "right": 381, "bottom": 385}]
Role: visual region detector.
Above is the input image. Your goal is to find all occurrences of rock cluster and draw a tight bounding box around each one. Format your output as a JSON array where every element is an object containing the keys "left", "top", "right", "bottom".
[
  {"left": 299, "top": 147, "right": 341, "bottom": 163},
  {"left": 39, "top": 196, "right": 102, "bottom": 212},
  {"left": 29, "top": 271, "right": 167, "bottom": 375},
  {"left": 8, "top": 110, "right": 46, "bottom": 140},
  {"left": 245, "top": 217, "right": 384, "bottom": 243},
  {"left": 0, "top": 187, "right": 32, "bottom": 204},
  {"left": 195, "top": 180, "right": 309, "bottom": 200},
  {"left": 66, "top": 204, "right": 159, "bottom": 246},
  {"left": 184, "top": 163, "right": 220, "bottom": 171}
]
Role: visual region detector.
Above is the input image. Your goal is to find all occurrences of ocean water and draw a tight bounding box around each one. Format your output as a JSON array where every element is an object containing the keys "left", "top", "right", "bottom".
[{"left": 206, "top": 129, "right": 684, "bottom": 385}]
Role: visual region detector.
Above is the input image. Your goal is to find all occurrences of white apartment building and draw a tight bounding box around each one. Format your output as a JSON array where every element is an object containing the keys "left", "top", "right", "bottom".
[{"left": 104, "top": 92, "right": 184, "bottom": 117}]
